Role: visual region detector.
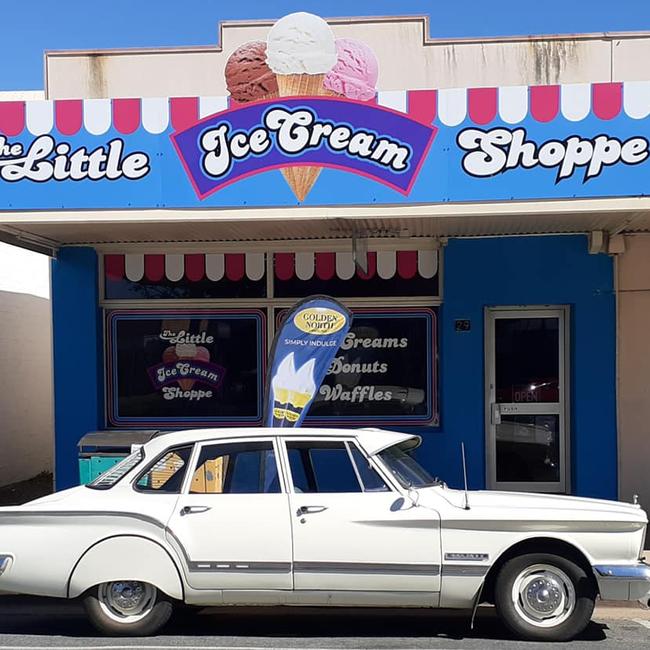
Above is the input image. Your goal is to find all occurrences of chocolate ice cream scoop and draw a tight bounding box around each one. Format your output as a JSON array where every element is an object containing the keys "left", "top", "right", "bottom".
[{"left": 225, "top": 41, "right": 278, "bottom": 102}]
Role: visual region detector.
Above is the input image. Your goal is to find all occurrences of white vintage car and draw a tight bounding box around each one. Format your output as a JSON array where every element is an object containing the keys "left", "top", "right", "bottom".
[{"left": 0, "top": 428, "right": 648, "bottom": 641}]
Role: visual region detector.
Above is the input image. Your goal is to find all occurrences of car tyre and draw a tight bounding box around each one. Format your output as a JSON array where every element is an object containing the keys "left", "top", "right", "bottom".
[
  {"left": 83, "top": 581, "right": 173, "bottom": 636},
  {"left": 494, "top": 553, "right": 596, "bottom": 642}
]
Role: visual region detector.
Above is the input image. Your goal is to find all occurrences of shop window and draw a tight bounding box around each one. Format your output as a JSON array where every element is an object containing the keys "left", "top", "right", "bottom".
[
  {"left": 103, "top": 248, "right": 440, "bottom": 429},
  {"left": 276, "top": 307, "right": 438, "bottom": 426},
  {"left": 106, "top": 309, "right": 265, "bottom": 427},
  {"left": 286, "top": 441, "right": 362, "bottom": 493},
  {"left": 190, "top": 441, "right": 280, "bottom": 494}
]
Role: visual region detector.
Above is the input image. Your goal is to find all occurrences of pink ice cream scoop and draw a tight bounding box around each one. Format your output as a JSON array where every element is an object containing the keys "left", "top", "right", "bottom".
[{"left": 323, "top": 38, "right": 378, "bottom": 101}]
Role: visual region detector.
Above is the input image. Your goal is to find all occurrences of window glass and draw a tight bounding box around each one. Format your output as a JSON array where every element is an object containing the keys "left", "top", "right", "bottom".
[
  {"left": 378, "top": 442, "right": 438, "bottom": 489},
  {"left": 87, "top": 448, "right": 143, "bottom": 490},
  {"left": 107, "top": 309, "right": 265, "bottom": 427},
  {"left": 136, "top": 446, "right": 193, "bottom": 493},
  {"left": 286, "top": 441, "right": 362, "bottom": 493},
  {"left": 349, "top": 445, "right": 390, "bottom": 492},
  {"left": 191, "top": 441, "right": 280, "bottom": 494}
]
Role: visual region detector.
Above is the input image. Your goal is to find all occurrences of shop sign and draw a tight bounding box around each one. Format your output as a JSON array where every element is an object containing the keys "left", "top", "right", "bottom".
[
  {"left": 3, "top": 11, "right": 650, "bottom": 209},
  {"left": 264, "top": 296, "right": 352, "bottom": 428},
  {"left": 171, "top": 99, "right": 436, "bottom": 198},
  {"left": 107, "top": 309, "right": 265, "bottom": 427}
]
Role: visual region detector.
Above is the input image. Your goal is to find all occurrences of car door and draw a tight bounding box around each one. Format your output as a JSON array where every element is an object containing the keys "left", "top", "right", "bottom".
[
  {"left": 280, "top": 437, "right": 441, "bottom": 594},
  {"left": 166, "top": 437, "right": 292, "bottom": 590}
]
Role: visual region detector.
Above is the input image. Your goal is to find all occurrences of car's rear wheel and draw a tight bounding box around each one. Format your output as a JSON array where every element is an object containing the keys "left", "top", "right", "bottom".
[
  {"left": 83, "top": 581, "right": 173, "bottom": 636},
  {"left": 494, "top": 553, "right": 596, "bottom": 641}
]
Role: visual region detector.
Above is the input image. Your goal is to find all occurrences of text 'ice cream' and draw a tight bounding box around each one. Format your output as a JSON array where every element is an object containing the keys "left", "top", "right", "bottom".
[
  {"left": 324, "top": 38, "right": 378, "bottom": 101},
  {"left": 225, "top": 41, "right": 278, "bottom": 103}
]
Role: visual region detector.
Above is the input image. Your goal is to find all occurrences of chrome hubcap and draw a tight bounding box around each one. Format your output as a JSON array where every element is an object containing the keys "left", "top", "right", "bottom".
[
  {"left": 512, "top": 564, "right": 576, "bottom": 628},
  {"left": 98, "top": 581, "right": 156, "bottom": 623}
]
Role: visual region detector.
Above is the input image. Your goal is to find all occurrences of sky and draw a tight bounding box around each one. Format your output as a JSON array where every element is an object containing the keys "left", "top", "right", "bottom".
[{"left": 1, "top": 0, "right": 650, "bottom": 91}]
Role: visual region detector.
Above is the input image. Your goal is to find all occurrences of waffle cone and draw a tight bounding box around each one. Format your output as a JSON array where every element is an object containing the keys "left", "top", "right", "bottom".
[
  {"left": 255, "top": 91, "right": 279, "bottom": 101},
  {"left": 276, "top": 74, "right": 326, "bottom": 201},
  {"left": 322, "top": 88, "right": 343, "bottom": 97},
  {"left": 276, "top": 73, "right": 326, "bottom": 98}
]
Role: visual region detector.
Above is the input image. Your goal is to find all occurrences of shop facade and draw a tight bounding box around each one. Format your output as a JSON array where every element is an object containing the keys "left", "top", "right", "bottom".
[{"left": 1, "top": 14, "right": 649, "bottom": 506}]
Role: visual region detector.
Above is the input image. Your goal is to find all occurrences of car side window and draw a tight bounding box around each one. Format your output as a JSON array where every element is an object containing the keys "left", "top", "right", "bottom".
[
  {"left": 135, "top": 446, "right": 193, "bottom": 493},
  {"left": 349, "top": 444, "right": 390, "bottom": 492},
  {"left": 190, "top": 441, "right": 280, "bottom": 494},
  {"left": 286, "top": 441, "right": 362, "bottom": 493}
]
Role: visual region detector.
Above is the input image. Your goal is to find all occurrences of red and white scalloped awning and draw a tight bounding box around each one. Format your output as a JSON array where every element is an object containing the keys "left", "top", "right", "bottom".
[
  {"left": 2, "top": 82, "right": 649, "bottom": 137},
  {"left": 274, "top": 250, "right": 438, "bottom": 281},
  {"left": 103, "top": 250, "right": 439, "bottom": 283},
  {"left": 104, "top": 252, "right": 264, "bottom": 283}
]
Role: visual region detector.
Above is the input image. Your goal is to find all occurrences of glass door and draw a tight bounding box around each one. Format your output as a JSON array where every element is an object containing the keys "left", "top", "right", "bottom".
[{"left": 486, "top": 307, "right": 568, "bottom": 493}]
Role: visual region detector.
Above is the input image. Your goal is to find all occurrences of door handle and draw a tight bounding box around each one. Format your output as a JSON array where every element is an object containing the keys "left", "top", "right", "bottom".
[
  {"left": 180, "top": 505, "right": 211, "bottom": 516},
  {"left": 296, "top": 505, "right": 328, "bottom": 516},
  {"left": 491, "top": 403, "right": 502, "bottom": 425}
]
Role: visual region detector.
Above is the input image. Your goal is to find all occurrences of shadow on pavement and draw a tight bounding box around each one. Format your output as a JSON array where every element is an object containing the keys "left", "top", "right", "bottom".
[{"left": 0, "top": 596, "right": 609, "bottom": 643}]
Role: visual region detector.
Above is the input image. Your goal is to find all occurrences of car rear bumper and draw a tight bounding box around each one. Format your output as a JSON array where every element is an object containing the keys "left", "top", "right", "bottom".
[{"left": 593, "top": 562, "right": 650, "bottom": 604}]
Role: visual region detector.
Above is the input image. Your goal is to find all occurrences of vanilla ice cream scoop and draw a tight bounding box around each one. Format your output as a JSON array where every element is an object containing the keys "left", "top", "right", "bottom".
[{"left": 266, "top": 12, "right": 336, "bottom": 75}]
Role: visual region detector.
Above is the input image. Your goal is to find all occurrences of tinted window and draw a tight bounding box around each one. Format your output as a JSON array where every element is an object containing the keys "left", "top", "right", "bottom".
[
  {"left": 349, "top": 445, "right": 389, "bottom": 492},
  {"left": 286, "top": 441, "right": 362, "bottom": 493},
  {"left": 191, "top": 441, "right": 280, "bottom": 494},
  {"left": 136, "top": 446, "right": 193, "bottom": 493}
]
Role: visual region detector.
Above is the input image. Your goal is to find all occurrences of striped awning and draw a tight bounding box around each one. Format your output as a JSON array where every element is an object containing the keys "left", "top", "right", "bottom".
[
  {"left": 1, "top": 82, "right": 648, "bottom": 137},
  {"left": 103, "top": 250, "right": 439, "bottom": 283}
]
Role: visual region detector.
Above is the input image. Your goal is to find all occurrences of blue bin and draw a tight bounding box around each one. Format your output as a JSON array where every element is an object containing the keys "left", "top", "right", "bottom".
[{"left": 77, "top": 430, "right": 161, "bottom": 484}]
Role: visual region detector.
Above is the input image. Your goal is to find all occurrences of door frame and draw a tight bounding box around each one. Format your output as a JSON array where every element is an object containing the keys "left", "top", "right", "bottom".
[{"left": 484, "top": 305, "right": 571, "bottom": 493}]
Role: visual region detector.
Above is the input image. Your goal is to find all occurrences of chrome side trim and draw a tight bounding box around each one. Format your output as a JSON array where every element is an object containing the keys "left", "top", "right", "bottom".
[
  {"left": 442, "top": 564, "right": 490, "bottom": 577},
  {"left": 294, "top": 562, "right": 440, "bottom": 576},
  {"left": 0, "top": 555, "right": 12, "bottom": 577},
  {"left": 188, "top": 561, "right": 291, "bottom": 573},
  {"left": 444, "top": 553, "right": 489, "bottom": 562},
  {"left": 444, "top": 520, "right": 644, "bottom": 534}
]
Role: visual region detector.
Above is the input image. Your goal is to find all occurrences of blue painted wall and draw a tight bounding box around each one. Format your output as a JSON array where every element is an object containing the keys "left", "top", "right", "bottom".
[
  {"left": 50, "top": 235, "right": 616, "bottom": 498},
  {"left": 414, "top": 234, "right": 617, "bottom": 499},
  {"left": 51, "top": 247, "right": 103, "bottom": 489}
]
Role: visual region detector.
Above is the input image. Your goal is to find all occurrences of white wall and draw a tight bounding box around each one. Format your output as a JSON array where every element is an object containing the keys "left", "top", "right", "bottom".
[{"left": 0, "top": 243, "right": 53, "bottom": 486}]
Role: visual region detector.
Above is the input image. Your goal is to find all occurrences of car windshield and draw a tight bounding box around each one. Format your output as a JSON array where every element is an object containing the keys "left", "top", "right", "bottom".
[
  {"left": 378, "top": 441, "right": 440, "bottom": 488},
  {"left": 87, "top": 448, "right": 144, "bottom": 490}
]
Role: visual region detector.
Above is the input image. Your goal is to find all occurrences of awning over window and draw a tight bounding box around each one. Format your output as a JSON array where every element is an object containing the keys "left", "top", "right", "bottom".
[{"left": 103, "top": 250, "right": 439, "bottom": 283}]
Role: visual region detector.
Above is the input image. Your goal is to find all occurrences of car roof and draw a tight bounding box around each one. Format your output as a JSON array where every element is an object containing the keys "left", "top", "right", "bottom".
[{"left": 143, "top": 427, "right": 419, "bottom": 457}]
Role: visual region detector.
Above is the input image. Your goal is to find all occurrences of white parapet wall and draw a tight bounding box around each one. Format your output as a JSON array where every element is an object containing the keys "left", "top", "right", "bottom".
[{"left": 0, "top": 243, "right": 53, "bottom": 487}]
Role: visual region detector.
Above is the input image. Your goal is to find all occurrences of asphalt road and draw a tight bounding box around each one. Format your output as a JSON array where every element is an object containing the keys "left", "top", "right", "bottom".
[{"left": 0, "top": 597, "right": 648, "bottom": 649}]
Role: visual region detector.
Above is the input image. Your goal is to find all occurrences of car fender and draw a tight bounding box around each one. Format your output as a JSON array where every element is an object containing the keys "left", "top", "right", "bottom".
[{"left": 67, "top": 535, "right": 184, "bottom": 600}]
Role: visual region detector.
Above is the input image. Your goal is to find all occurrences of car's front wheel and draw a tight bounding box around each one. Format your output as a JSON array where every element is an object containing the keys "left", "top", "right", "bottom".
[
  {"left": 83, "top": 581, "right": 173, "bottom": 636},
  {"left": 494, "top": 553, "right": 596, "bottom": 641}
]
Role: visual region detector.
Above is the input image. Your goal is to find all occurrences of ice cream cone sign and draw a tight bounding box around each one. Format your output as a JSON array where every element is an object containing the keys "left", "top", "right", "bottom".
[
  {"left": 271, "top": 352, "right": 317, "bottom": 426},
  {"left": 266, "top": 12, "right": 337, "bottom": 202}
]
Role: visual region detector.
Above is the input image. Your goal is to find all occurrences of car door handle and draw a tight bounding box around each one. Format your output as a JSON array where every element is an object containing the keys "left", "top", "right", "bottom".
[
  {"left": 296, "top": 505, "right": 328, "bottom": 515},
  {"left": 180, "top": 505, "right": 211, "bottom": 516}
]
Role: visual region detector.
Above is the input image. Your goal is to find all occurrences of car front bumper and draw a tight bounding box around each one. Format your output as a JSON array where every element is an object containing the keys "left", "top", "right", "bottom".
[{"left": 593, "top": 562, "right": 650, "bottom": 604}]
